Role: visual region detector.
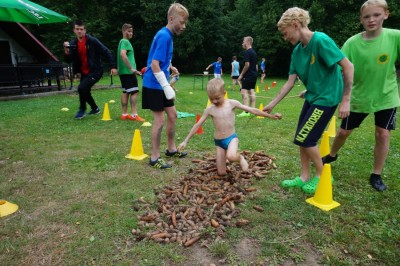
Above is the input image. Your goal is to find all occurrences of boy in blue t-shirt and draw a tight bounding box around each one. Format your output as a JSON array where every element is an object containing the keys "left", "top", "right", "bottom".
[
  {"left": 206, "top": 57, "right": 223, "bottom": 78},
  {"left": 142, "top": 3, "right": 189, "bottom": 169}
]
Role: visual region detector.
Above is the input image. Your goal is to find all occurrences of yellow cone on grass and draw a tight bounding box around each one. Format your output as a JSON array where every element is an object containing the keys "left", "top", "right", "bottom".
[
  {"left": 0, "top": 200, "right": 19, "bottom": 217},
  {"left": 327, "top": 116, "right": 336, "bottom": 137},
  {"left": 206, "top": 98, "right": 211, "bottom": 107},
  {"left": 306, "top": 164, "right": 340, "bottom": 211},
  {"left": 256, "top": 85, "right": 259, "bottom": 93},
  {"left": 101, "top": 103, "right": 112, "bottom": 121},
  {"left": 125, "top": 129, "right": 148, "bottom": 160},
  {"left": 257, "top": 103, "right": 264, "bottom": 119},
  {"left": 224, "top": 91, "right": 228, "bottom": 99},
  {"left": 319, "top": 131, "right": 330, "bottom": 157}
]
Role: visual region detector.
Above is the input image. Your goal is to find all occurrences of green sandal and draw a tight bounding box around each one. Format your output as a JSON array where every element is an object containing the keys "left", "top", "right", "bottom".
[
  {"left": 302, "top": 177, "right": 320, "bottom": 194},
  {"left": 281, "top": 176, "right": 306, "bottom": 188}
]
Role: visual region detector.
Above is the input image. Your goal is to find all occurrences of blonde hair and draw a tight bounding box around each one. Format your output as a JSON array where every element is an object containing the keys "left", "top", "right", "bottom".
[
  {"left": 168, "top": 3, "right": 189, "bottom": 19},
  {"left": 244, "top": 36, "right": 253, "bottom": 45},
  {"left": 361, "top": 0, "right": 388, "bottom": 13},
  {"left": 207, "top": 78, "right": 225, "bottom": 96},
  {"left": 122, "top": 23, "right": 132, "bottom": 32},
  {"left": 277, "top": 7, "right": 310, "bottom": 31}
]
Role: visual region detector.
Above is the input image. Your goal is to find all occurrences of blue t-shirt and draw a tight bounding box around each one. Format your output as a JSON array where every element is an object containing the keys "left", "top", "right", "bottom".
[
  {"left": 260, "top": 61, "right": 265, "bottom": 71},
  {"left": 143, "top": 27, "right": 173, "bottom": 90},
  {"left": 212, "top": 62, "right": 222, "bottom": 74},
  {"left": 232, "top": 61, "right": 239, "bottom": 76}
]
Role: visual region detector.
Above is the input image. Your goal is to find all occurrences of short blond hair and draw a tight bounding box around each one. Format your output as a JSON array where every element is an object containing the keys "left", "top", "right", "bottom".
[
  {"left": 244, "top": 36, "right": 253, "bottom": 45},
  {"left": 168, "top": 3, "right": 189, "bottom": 19},
  {"left": 361, "top": 0, "right": 388, "bottom": 14},
  {"left": 122, "top": 23, "right": 132, "bottom": 32},
  {"left": 277, "top": 7, "right": 310, "bottom": 31},
  {"left": 207, "top": 78, "right": 225, "bottom": 96}
]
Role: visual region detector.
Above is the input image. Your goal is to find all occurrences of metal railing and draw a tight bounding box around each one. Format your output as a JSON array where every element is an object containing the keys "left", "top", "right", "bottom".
[{"left": 0, "top": 63, "right": 69, "bottom": 96}]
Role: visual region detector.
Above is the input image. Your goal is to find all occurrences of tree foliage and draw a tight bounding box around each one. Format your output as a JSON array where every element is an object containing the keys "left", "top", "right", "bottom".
[{"left": 30, "top": 0, "right": 400, "bottom": 76}]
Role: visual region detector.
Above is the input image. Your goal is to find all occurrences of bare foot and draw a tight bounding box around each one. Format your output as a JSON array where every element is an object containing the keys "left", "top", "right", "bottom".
[{"left": 239, "top": 155, "right": 249, "bottom": 171}]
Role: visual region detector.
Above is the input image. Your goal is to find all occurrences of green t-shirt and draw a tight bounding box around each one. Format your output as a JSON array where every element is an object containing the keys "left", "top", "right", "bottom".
[
  {"left": 117, "top": 38, "right": 136, "bottom": 75},
  {"left": 342, "top": 28, "right": 400, "bottom": 113},
  {"left": 289, "top": 32, "right": 345, "bottom": 107}
]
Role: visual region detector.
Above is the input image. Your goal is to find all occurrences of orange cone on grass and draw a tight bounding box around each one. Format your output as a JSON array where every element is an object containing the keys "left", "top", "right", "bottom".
[
  {"left": 272, "top": 81, "right": 277, "bottom": 88},
  {"left": 306, "top": 163, "right": 340, "bottom": 211},
  {"left": 265, "top": 85, "right": 269, "bottom": 91},
  {"left": 101, "top": 103, "right": 112, "bottom": 121},
  {"left": 319, "top": 131, "right": 330, "bottom": 157},
  {"left": 327, "top": 116, "right": 336, "bottom": 138},
  {"left": 125, "top": 129, "right": 148, "bottom": 160},
  {"left": 195, "top": 114, "right": 203, "bottom": 134}
]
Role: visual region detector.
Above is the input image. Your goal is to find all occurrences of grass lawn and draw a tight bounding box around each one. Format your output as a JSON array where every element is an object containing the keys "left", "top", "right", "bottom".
[{"left": 1, "top": 74, "right": 399, "bottom": 265}]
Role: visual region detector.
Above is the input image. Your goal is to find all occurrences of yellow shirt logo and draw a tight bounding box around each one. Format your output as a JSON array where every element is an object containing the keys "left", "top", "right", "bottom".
[
  {"left": 377, "top": 53, "right": 389, "bottom": 64},
  {"left": 310, "top": 54, "right": 315, "bottom": 65}
]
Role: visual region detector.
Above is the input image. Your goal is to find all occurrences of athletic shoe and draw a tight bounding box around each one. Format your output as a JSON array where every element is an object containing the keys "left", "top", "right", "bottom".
[
  {"left": 281, "top": 176, "right": 306, "bottom": 188},
  {"left": 120, "top": 114, "right": 129, "bottom": 120},
  {"left": 149, "top": 158, "right": 172, "bottom": 169},
  {"left": 302, "top": 177, "right": 320, "bottom": 194},
  {"left": 165, "top": 149, "right": 187, "bottom": 158},
  {"left": 88, "top": 107, "right": 100, "bottom": 115},
  {"left": 237, "top": 111, "right": 251, "bottom": 117},
  {"left": 370, "top": 174, "right": 387, "bottom": 191},
  {"left": 322, "top": 154, "right": 338, "bottom": 164},
  {"left": 75, "top": 110, "right": 86, "bottom": 119},
  {"left": 133, "top": 115, "right": 145, "bottom": 122}
]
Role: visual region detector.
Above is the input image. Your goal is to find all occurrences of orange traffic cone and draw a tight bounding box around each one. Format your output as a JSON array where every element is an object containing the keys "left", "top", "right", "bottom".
[
  {"left": 319, "top": 131, "right": 330, "bottom": 157},
  {"left": 327, "top": 116, "right": 336, "bottom": 138},
  {"left": 125, "top": 129, "right": 148, "bottom": 160},
  {"left": 306, "top": 164, "right": 340, "bottom": 211},
  {"left": 196, "top": 114, "right": 204, "bottom": 134},
  {"left": 101, "top": 103, "right": 112, "bottom": 121},
  {"left": 265, "top": 85, "right": 269, "bottom": 91},
  {"left": 272, "top": 81, "right": 277, "bottom": 88},
  {"left": 257, "top": 103, "right": 264, "bottom": 119}
]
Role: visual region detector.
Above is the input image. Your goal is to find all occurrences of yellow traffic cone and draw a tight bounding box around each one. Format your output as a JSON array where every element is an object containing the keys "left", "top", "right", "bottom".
[
  {"left": 327, "top": 116, "right": 336, "bottom": 138},
  {"left": 206, "top": 98, "right": 211, "bottom": 107},
  {"left": 101, "top": 103, "right": 112, "bottom": 121},
  {"left": 306, "top": 164, "right": 340, "bottom": 211},
  {"left": 0, "top": 200, "right": 19, "bottom": 217},
  {"left": 319, "top": 131, "right": 330, "bottom": 157},
  {"left": 256, "top": 85, "right": 260, "bottom": 93},
  {"left": 125, "top": 129, "right": 148, "bottom": 160},
  {"left": 224, "top": 91, "right": 228, "bottom": 99},
  {"left": 257, "top": 103, "right": 264, "bottom": 119}
]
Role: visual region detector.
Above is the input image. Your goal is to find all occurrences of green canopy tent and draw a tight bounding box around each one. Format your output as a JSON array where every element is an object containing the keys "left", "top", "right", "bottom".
[{"left": 0, "top": 0, "right": 68, "bottom": 24}]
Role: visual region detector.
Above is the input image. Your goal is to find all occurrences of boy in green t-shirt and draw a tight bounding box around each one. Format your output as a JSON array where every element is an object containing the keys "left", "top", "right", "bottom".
[
  {"left": 117, "top": 23, "right": 145, "bottom": 122},
  {"left": 323, "top": 0, "right": 400, "bottom": 191},
  {"left": 264, "top": 7, "right": 354, "bottom": 194}
]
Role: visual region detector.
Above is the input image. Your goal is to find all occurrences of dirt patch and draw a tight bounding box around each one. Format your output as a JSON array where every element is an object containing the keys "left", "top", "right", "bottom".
[{"left": 179, "top": 237, "right": 261, "bottom": 265}]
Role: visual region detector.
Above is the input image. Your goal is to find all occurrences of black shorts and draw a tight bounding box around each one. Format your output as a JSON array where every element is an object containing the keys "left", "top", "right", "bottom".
[
  {"left": 294, "top": 101, "right": 337, "bottom": 147},
  {"left": 340, "top": 108, "right": 397, "bottom": 130},
  {"left": 232, "top": 75, "right": 239, "bottom": 80},
  {"left": 142, "top": 86, "right": 174, "bottom": 111},
  {"left": 241, "top": 80, "right": 256, "bottom": 90},
  {"left": 119, "top": 74, "right": 139, "bottom": 94}
]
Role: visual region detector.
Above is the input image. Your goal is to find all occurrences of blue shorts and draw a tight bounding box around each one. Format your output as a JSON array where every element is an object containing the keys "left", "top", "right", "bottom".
[
  {"left": 214, "top": 133, "right": 238, "bottom": 150},
  {"left": 293, "top": 101, "right": 337, "bottom": 147}
]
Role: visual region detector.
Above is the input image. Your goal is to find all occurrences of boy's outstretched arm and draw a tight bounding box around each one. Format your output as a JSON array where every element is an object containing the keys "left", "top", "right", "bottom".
[
  {"left": 233, "top": 100, "right": 282, "bottom": 120},
  {"left": 178, "top": 110, "right": 209, "bottom": 151},
  {"left": 263, "top": 74, "right": 297, "bottom": 113}
]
